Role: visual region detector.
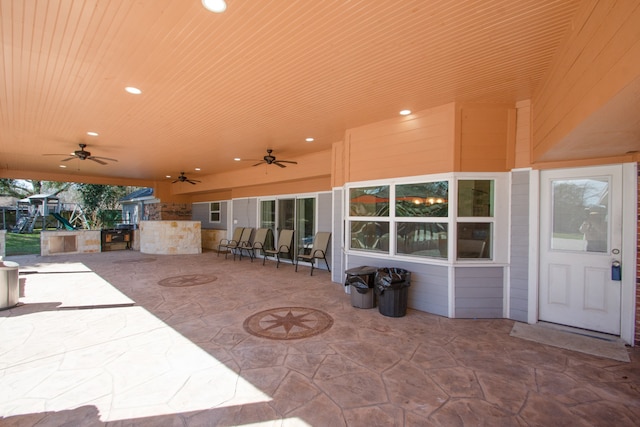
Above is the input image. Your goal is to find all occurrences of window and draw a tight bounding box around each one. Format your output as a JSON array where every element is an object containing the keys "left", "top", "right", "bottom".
[
  {"left": 349, "top": 186, "right": 389, "bottom": 216},
  {"left": 456, "top": 180, "right": 493, "bottom": 260},
  {"left": 347, "top": 176, "right": 499, "bottom": 261},
  {"left": 397, "top": 222, "right": 448, "bottom": 258},
  {"left": 395, "top": 181, "right": 448, "bottom": 258},
  {"left": 396, "top": 182, "right": 448, "bottom": 217},
  {"left": 349, "top": 186, "right": 389, "bottom": 253},
  {"left": 209, "top": 202, "right": 220, "bottom": 223}
]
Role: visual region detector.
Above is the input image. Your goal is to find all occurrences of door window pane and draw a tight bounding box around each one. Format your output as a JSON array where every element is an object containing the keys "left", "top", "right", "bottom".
[
  {"left": 551, "top": 178, "right": 609, "bottom": 253},
  {"left": 349, "top": 186, "right": 390, "bottom": 216},
  {"left": 396, "top": 181, "right": 448, "bottom": 217},
  {"left": 260, "top": 200, "right": 275, "bottom": 232},
  {"left": 397, "top": 222, "right": 447, "bottom": 258},
  {"left": 296, "top": 198, "right": 315, "bottom": 253},
  {"left": 278, "top": 199, "right": 295, "bottom": 231}
]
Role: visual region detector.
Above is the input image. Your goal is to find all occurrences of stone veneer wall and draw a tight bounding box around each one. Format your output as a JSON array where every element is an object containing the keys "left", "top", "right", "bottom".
[
  {"left": 139, "top": 221, "right": 201, "bottom": 255},
  {"left": 145, "top": 203, "right": 192, "bottom": 221},
  {"left": 40, "top": 230, "right": 101, "bottom": 256},
  {"left": 202, "top": 229, "right": 227, "bottom": 251}
]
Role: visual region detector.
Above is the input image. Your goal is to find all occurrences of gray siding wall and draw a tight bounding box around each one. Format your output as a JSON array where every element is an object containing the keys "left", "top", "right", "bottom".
[
  {"left": 509, "top": 170, "right": 530, "bottom": 322},
  {"left": 315, "top": 192, "right": 333, "bottom": 273},
  {"left": 193, "top": 201, "right": 228, "bottom": 230},
  {"left": 331, "top": 189, "right": 344, "bottom": 284},
  {"left": 454, "top": 266, "right": 504, "bottom": 318},
  {"left": 232, "top": 198, "right": 258, "bottom": 228},
  {"left": 317, "top": 192, "right": 332, "bottom": 232},
  {"left": 346, "top": 254, "right": 449, "bottom": 317}
]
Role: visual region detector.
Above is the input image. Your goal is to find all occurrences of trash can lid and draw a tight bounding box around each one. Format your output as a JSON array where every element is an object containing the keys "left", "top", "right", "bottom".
[
  {"left": 0, "top": 258, "right": 19, "bottom": 269},
  {"left": 345, "top": 266, "right": 377, "bottom": 275}
]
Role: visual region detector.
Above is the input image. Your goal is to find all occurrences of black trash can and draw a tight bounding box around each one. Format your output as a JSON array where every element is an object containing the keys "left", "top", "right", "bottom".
[
  {"left": 344, "top": 266, "right": 377, "bottom": 308},
  {"left": 374, "top": 267, "right": 411, "bottom": 317}
]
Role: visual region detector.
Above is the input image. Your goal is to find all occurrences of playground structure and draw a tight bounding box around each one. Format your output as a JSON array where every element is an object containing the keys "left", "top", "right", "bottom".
[{"left": 12, "top": 194, "right": 89, "bottom": 233}]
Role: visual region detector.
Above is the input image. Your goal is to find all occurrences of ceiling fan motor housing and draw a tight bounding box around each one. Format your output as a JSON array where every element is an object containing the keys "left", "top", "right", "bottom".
[{"left": 75, "top": 150, "right": 90, "bottom": 160}]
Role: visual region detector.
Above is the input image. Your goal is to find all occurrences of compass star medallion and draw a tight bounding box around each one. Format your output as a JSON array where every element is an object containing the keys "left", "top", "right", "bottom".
[
  {"left": 158, "top": 274, "right": 217, "bottom": 287},
  {"left": 243, "top": 307, "right": 333, "bottom": 340}
]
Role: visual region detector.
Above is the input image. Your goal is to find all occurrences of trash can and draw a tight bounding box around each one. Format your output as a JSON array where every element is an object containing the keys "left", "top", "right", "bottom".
[
  {"left": 0, "top": 257, "right": 19, "bottom": 310},
  {"left": 344, "top": 266, "right": 377, "bottom": 308},
  {"left": 374, "top": 267, "right": 411, "bottom": 317}
]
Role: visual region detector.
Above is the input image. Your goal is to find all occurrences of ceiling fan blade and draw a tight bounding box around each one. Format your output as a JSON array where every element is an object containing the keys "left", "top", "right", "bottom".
[
  {"left": 187, "top": 180, "right": 197, "bottom": 185},
  {"left": 273, "top": 162, "right": 287, "bottom": 168},
  {"left": 61, "top": 156, "right": 76, "bottom": 162},
  {"left": 89, "top": 157, "right": 107, "bottom": 165},
  {"left": 172, "top": 179, "right": 179, "bottom": 183},
  {"left": 91, "top": 156, "right": 118, "bottom": 162},
  {"left": 277, "top": 160, "right": 297, "bottom": 164},
  {"left": 252, "top": 161, "right": 266, "bottom": 166}
]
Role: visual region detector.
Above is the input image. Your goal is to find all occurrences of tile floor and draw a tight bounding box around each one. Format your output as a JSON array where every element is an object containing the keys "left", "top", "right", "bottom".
[{"left": 1, "top": 250, "right": 639, "bottom": 426}]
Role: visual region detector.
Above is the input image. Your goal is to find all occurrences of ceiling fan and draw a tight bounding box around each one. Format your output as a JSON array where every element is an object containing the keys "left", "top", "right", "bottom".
[
  {"left": 252, "top": 149, "right": 297, "bottom": 168},
  {"left": 172, "top": 172, "right": 201, "bottom": 185},
  {"left": 44, "top": 143, "right": 118, "bottom": 165}
]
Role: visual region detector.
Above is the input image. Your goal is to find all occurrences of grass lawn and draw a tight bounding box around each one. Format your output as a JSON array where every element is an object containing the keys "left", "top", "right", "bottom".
[{"left": 5, "top": 232, "right": 41, "bottom": 256}]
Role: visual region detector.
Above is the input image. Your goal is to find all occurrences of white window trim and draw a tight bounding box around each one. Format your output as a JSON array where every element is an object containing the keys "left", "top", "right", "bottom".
[
  {"left": 209, "top": 202, "right": 221, "bottom": 224},
  {"left": 344, "top": 172, "right": 509, "bottom": 265}
]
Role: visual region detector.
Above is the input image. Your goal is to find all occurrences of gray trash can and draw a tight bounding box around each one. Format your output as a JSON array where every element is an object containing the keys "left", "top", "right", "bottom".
[
  {"left": 0, "top": 257, "right": 19, "bottom": 310},
  {"left": 345, "top": 266, "right": 377, "bottom": 308}
]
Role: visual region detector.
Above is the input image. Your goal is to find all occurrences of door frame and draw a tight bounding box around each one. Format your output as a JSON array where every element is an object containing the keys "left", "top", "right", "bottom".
[{"left": 528, "top": 163, "right": 637, "bottom": 344}]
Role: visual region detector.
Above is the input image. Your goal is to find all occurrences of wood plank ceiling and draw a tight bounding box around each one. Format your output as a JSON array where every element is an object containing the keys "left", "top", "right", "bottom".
[{"left": 0, "top": 0, "right": 582, "bottom": 183}]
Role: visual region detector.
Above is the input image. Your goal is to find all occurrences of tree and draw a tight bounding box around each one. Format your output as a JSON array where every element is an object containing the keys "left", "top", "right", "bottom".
[
  {"left": 76, "top": 184, "right": 129, "bottom": 229},
  {"left": 0, "top": 179, "right": 72, "bottom": 198},
  {"left": 0, "top": 179, "right": 33, "bottom": 198}
]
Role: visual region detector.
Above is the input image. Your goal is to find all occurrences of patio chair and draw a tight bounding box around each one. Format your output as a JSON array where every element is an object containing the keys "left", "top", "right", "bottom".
[
  {"left": 263, "top": 229, "right": 295, "bottom": 268},
  {"left": 217, "top": 227, "right": 244, "bottom": 257},
  {"left": 295, "top": 231, "right": 331, "bottom": 275},
  {"left": 239, "top": 228, "right": 273, "bottom": 262},
  {"left": 227, "top": 227, "right": 253, "bottom": 260}
]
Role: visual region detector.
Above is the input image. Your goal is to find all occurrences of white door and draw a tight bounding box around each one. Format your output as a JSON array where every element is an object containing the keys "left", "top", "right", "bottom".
[{"left": 539, "top": 165, "right": 622, "bottom": 335}]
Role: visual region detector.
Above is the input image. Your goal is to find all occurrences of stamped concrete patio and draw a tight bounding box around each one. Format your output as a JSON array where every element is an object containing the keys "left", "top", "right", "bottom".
[{"left": 1, "top": 250, "right": 639, "bottom": 426}]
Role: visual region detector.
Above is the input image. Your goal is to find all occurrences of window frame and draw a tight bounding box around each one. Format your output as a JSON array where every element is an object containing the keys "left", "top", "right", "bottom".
[
  {"left": 345, "top": 172, "right": 508, "bottom": 264},
  {"left": 209, "top": 202, "right": 221, "bottom": 224}
]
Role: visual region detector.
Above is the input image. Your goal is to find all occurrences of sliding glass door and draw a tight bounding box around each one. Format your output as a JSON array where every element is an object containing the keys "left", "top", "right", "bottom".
[{"left": 260, "top": 196, "right": 316, "bottom": 256}]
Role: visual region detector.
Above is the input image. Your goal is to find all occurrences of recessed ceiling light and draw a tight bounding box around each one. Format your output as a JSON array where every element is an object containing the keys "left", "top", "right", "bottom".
[
  {"left": 305, "top": 137, "right": 314, "bottom": 142},
  {"left": 195, "top": 167, "right": 201, "bottom": 171},
  {"left": 399, "top": 109, "right": 411, "bottom": 116},
  {"left": 59, "top": 165, "right": 67, "bottom": 168},
  {"left": 87, "top": 131, "right": 99, "bottom": 136},
  {"left": 202, "top": 0, "right": 227, "bottom": 13},
  {"left": 166, "top": 175, "right": 171, "bottom": 178},
  {"left": 234, "top": 158, "right": 241, "bottom": 161},
  {"left": 125, "top": 86, "right": 142, "bottom": 95}
]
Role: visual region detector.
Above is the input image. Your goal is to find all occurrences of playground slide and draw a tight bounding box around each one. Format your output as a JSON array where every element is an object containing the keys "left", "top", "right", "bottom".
[{"left": 51, "top": 212, "right": 75, "bottom": 231}]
